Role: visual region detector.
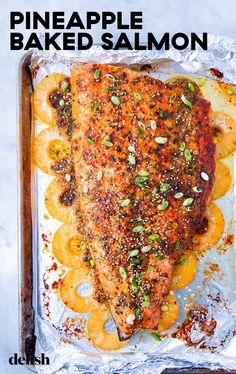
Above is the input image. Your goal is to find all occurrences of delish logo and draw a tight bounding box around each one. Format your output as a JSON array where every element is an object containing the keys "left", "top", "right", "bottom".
[{"left": 9, "top": 353, "right": 50, "bottom": 366}]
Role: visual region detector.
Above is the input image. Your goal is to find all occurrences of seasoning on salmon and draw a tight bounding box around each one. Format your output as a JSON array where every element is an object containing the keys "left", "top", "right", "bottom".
[{"left": 71, "top": 63, "right": 215, "bottom": 339}]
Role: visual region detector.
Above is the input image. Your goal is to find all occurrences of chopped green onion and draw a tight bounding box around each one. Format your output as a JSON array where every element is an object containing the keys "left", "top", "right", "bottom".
[
  {"left": 198, "top": 78, "right": 206, "bottom": 87},
  {"left": 150, "top": 120, "right": 157, "bottom": 130},
  {"left": 138, "top": 121, "right": 146, "bottom": 138},
  {"left": 158, "top": 200, "right": 169, "bottom": 211},
  {"left": 131, "top": 281, "right": 138, "bottom": 293},
  {"left": 160, "top": 182, "right": 170, "bottom": 192},
  {"left": 178, "top": 258, "right": 187, "bottom": 266},
  {"left": 151, "top": 332, "right": 162, "bottom": 342},
  {"left": 142, "top": 294, "right": 150, "bottom": 308},
  {"left": 155, "top": 136, "right": 168, "bottom": 144},
  {"left": 119, "top": 267, "right": 127, "bottom": 279},
  {"left": 59, "top": 99, "right": 65, "bottom": 107},
  {"left": 148, "top": 264, "right": 154, "bottom": 271},
  {"left": 152, "top": 187, "right": 158, "bottom": 196},
  {"left": 136, "top": 273, "right": 145, "bottom": 279},
  {"left": 188, "top": 82, "right": 195, "bottom": 93},
  {"left": 135, "top": 308, "right": 142, "bottom": 318},
  {"left": 174, "top": 241, "right": 180, "bottom": 249},
  {"left": 138, "top": 170, "right": 149, "bottom": 177},
  {"left": 133, "top": 91, "right": 142, "bottom": 100},
  {"left": 87, "top": 137, "right": 97, "bottom": 144},
  {"left": 193, "top": 186, "right": 203, "bottom": 193},
  {"left": 181, "top": 94, "right": 192, "bottom": 108},
  {"left": 94, "top": 68, "right": 101, "bottom": 80},
  {"left": 179, "top": 142, "right": 186, "bottom": 151},
  {"left": 129, "top": 249, "right": 139, "bottom": 257},
  {"left": 132, "top": 225, "right": 146, "bottom": 233},
  {"left": 157, "top": 254, "right": 166, "bottom": 260},
  {"left": 201, "top": 172, "right": 209, "bottom": 181},
  {"left": 141, "top": 245, "right": 151, "bottom": 253},
  {"left": 111, "top": 96, "right": 120, "bottom": 105},
  {"left": 128, "top": 154, "right": 136, "bottom": 165},
  {"left": 90, "top": 259, "right": 95, "bottom": 268},
  {"left": 91, "top": 101, "right": 101, "bottom": 112},
  {"left": 130, "top": 217, "right": 142, "bottom": 222},
  {"left": 159, "top": 110, "right": 164, "bottom": 118},
  {"left": 174, "top": 192, "right": 183, "bottom": 199},
  {"left": 169, "top": 92, "right": 177, "bottom": 104},
  {"left": 128, "top": 145, "right": 135, "bottom": 153},
  {"left": 183, "top": 197, "right": 194, "bottom": 206},
  {"left": 147, "top": 233, "right": 159, "bottom": 242},
  {"left": 118, "top": 198, "right": 130, "bottom": 207},
  {"left": 61, "top": 81, "right": 69, "bottom": 92},
  {"left": 134, "top": 176, "right": 148, "bottom": 187},
  {"left": 161, "top": 305, "right": 169, "bottom": 312},
  {"left": 103, "top": 136, "right": 113, "bottom": 147},
  {"left": 184, "top": 149, "right": 192, "bottom": 161},
  {"left": 131, "top": 258, "right": 141, "bottom": 265}
]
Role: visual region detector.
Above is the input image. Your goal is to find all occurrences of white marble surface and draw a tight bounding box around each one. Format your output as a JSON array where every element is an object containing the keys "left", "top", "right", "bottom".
[{"left": 0, "top": 0, "right": 235, "bottom": 373}]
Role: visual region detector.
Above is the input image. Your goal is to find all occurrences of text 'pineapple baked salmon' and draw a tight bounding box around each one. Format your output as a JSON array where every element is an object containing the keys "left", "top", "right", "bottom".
[{"left": 71, "top": 64, "right": 215, "bottom": 340}]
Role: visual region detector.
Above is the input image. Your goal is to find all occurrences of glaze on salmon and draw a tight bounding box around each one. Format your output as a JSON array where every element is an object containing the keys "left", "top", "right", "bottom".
[{"left": 71, "top": 64, "right": 215, "bottom": 339}]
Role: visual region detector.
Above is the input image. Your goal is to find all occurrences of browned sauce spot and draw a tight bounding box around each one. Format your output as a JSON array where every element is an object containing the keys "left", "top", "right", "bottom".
[
  {"left": 60, "top": 189, "right": 77, "bottom": 206},
  {"left": 49, "top": 90, "right": 63, "bottom": 108},
  {"left": 196, "top": 217, "right": 209, "bottom": 235},
  {"left": 172, "top": 307, "right": 217, "bottom": 347}
]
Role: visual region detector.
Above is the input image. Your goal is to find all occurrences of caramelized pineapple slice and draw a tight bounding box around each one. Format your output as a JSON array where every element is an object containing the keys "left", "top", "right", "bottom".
[
  {"left": 158, "top": 293, "right": 179, "bottom": 332},
  {"left": 33, "top": 73, "right": 68, "bottom": 126},
  {"left": 171, "top": 253, "right": 198, "bottom": 290},
  {"left": 211, "top": 161, "right": 232, "bottom": 200},
  {"left": 45, "top": 178, "right": 77, "bottom": 223},
  {"left": 211, "top": 111, "right": 236, "bottom": 159},
  {"left": 60, "top": 267, "right": 101, "bottom": 313},
  {"left": 52, "top": 223, "right": 86, "bottom": 268},
  {"left": 88, "top": 306, "right": 129, "bottom": 350},
  {"left": 194, "top": 203, "right": 225, "bottom": 253},
  {"left": 217, "top": 82, "right": 236, "bottom": 106},
  {"left": 33, "top": 128, "right": 70, "bottom": 175}
]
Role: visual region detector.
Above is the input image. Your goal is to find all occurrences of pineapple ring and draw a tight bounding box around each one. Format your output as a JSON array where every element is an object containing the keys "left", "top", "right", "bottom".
[
  {"left": 171, "top": 253, "right": 198, "bottom": 290},
  {"left": 88, "top": 305, "right": 129, "bottom": 350},
  {"left": 60, "top": 267, "right": 101, "bottom": 313},
  {"left": 217, "top": 82, "right": 236, "bottom": 106},
  {"left": 33, "top": 128, "right": 70, "bottom": 175},
  {"left": 33, "top": 73, "right": 68, "bottom": 126},
  {"left": 194, "top": 203, "right": 225, "bottom": 253},
  {"left": 158, "top": 293, "right": 179, "bottom": 332},
  {"left": 211, "top": 111, "right": 236, "bottom": 159},
  {"left": 52, "top": 224, "right": 86, "bottom": 268},
  {"left": 45, "top": 178, "right": 77, "bottom": 223},
  {"left": 211, "top": 161, "right": 232, "bottom": 201}
]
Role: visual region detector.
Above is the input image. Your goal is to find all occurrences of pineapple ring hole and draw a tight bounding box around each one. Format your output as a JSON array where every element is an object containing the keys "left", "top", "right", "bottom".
[
  {"left": 212, "top": 126, "right": 223, "bottom": 144},
  {"left": 104, "top": 318, "right": 117, "bottom": 334},
  {"left": 47, "top": 140, "right": 68, "bottom": 161},
  {"left": 76, "top": 282, "right": 93, "bottom": 297},
  {"left": 68, "top": 237, "right": 84, "bottom": 256}
]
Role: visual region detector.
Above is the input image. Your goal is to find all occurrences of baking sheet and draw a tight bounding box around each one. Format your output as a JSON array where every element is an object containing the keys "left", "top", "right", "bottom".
[{"left": 29, "top": 38, "right": 236, "bottom": 373}]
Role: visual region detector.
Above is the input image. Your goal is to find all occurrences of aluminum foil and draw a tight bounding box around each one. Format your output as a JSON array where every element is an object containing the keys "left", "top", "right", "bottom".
[{"left": 31, "top": 34, "right": 236, "bottom": 373}]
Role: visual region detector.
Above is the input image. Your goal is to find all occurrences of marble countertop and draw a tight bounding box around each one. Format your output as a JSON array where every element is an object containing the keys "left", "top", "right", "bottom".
[{"left": 0, "top": 0, "right": 235, "bottom": 373}]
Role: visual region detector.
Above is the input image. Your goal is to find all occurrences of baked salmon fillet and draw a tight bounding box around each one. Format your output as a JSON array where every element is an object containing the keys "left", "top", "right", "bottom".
[{"left": 71, "top": 64, "right": 215, "bottom": 339}]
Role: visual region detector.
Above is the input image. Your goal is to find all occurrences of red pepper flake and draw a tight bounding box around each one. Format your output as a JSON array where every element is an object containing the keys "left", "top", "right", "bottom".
[
  {"left": 210, "top": 68, "right": 224, "bottom": 79},
  {"left": 48, "top": 262, "right": 58, "bottom": 272},
  {"left": 42, "top": 233, "right": 50, "bottom": 244}
]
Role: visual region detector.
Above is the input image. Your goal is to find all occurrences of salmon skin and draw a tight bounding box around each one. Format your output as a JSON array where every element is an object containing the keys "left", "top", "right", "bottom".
[{"left": 71, "top": 64, "right": 215, "bottom": 339}]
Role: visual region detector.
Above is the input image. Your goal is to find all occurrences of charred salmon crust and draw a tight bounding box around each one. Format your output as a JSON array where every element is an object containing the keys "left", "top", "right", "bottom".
[{"left": 71, "top": 64, "right": 215, "bottom": 339}]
